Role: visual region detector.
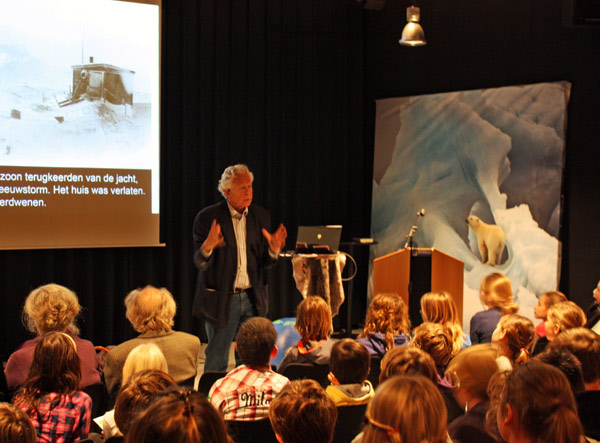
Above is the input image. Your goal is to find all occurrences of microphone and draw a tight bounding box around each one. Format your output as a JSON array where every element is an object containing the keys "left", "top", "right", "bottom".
[{"left": 417, "top": 208, "right": 426, "bottom": 217}]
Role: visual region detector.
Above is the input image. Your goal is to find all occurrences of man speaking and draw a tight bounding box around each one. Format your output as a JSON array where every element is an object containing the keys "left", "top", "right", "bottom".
[{"left": 193, "top": 164, "right": 287, "bottom": 372}]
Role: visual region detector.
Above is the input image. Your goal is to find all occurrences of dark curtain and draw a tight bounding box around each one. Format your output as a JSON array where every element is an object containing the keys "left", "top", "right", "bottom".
[{"left": 0, "top": 0, "right": 369, "bottom": 357}]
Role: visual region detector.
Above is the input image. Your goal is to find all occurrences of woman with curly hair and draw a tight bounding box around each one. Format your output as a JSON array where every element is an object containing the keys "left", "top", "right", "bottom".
[
  {"left": 5, "top": 284, "right": 100, "bottom": 391},
  {"left": 420, "top": 290, "right": 470, "bottom": 356},
  {"left": 357, "top": 293, "right": 410, "bottom": 358},
  {"left": 13, "top": 331, "right": 92, "bottom": 443}
]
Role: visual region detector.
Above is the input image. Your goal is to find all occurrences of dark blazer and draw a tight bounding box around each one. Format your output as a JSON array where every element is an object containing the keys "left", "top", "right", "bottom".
[
  {"left": 585, "top": 302, "right": 600, "bottom": 329},
  {"left": 192, "top": 200, "right": 276, "bottom": 328}
]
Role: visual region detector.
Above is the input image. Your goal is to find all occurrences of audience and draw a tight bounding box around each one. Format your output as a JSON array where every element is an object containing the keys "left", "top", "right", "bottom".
[
  {"left": 209, "top": 317, "right": 289, "bottom": 421},
  {"left": 545, "top": 301, "right": 587, "bottom": 342},
  {"left": 13, "top": 331, "right": 92, "bottom": 442},
  {"left": 5, "top": 283, "right": 100, "bottom": 391},
  {"left": 445, "top": 344, "right": 498, "bottom": 443},
  {"left": 103, "top": 286, "right": 200, "bottom": 400},
  {"left": 486, "top": 361, "right": 584, "bottom": 443},
  {"left": 549, "top": 327, "right": 600, "bottom": 440},
  {"left": 356, "top": 293, "right": 410, "bottom": 358},
  {"left": 103, "top": 344, "right": 170, "bottom": 439},
  {"left": 126, "top": 387, "right": 231, "bottom": 443},
  {"left": 278, "top": 296, "right": 335, "bottom": 372},
  {"left": 470, "top": 272, "right": 518, "bottom": 344},
  {"left": 420, "top": 290, "right": 470, "bottom": 355},
  {"left": 325, "top": 339, "right": 374, "bottom": 406},
  {"left": 585, "top": 280, "right": 600, "bottom": 331},
  {"left": 531, "top": 291, "right": 567, "bottom": 355},
  {"left": 114, "top": 369, "right": 176, "bottom": 438},
  {"left": 491, "top": 314, "right": 535, "bottom": 370},
  {"left": 269, "top": 379, "right": 338, "bottom": 443},
  {"left": 355, "top": 375, "right": 448, "bottom": 443},
  {"left": 0, "top": 402, "right": 36, "bottom": 443}
]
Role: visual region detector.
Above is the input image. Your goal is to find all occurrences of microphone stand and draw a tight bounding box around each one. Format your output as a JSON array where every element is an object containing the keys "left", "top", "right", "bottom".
[{"left": 404, "top": 209, "right": 425, "bottom": 249}]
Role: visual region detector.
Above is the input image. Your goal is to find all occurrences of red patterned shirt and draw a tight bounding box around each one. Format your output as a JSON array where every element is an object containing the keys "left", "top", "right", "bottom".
[
  {"left": 209, "top": 365, "right": 290, "bottom": 421},
  {"left": 17, "top": 391, "right": 91, "bottom": 443}
]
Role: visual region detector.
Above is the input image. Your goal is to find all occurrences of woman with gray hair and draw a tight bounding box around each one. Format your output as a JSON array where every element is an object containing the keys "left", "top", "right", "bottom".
[{"left": 4, "top": 283, "right": 101, "bottom": 391}]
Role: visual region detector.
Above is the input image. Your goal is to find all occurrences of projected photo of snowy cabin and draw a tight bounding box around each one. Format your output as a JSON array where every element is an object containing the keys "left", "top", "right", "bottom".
[
  {"left": 370, "top": 82, "right": 570, "bottom": 328},
  {"left": 69, "top": 62, "right": 134, "bottom": 106}
]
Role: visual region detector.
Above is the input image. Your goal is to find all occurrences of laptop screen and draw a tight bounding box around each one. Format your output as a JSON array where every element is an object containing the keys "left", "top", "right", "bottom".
[{"left": 296, "top": 225, "right": 342, "bottom": 252}]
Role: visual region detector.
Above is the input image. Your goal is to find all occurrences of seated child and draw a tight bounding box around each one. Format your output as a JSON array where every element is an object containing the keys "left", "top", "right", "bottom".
[
  {"left": 545, "top": 301, "right": 587, "bottom": 342},
  {"left": 420, "top": 290, "right": 470, "bottom": 356},
  {"left": 410, "top": 322, "right": 462, "bottom": 423},
  {"left": 278, "top": 296, "right": 335, "bottom": 372},
  {"left": 531, "top": 291, "right": 567, "bottom": 355},
  {"left": 269, "top": 379, "right": 338, "bottom": 443},
  {"left": 0, "top": 402, "right": 36, "bottom": 443},
  {"left": 357, "top": 293, "right": 410, "bottom": 358},
  {"left": 378, "top": 346, "right": 438, "bottom": 385},
  {"left": 470, "top": 272, "right": 518, "bottom": 344},
  {"left": 325, "top": 339, "right": 374, "bottom": 406},
  {"left": 491, "top": 314, "right": 534, "bottom": 370},
  {"left": 209, "top": 317, "right": 290, "bottom": 421}
]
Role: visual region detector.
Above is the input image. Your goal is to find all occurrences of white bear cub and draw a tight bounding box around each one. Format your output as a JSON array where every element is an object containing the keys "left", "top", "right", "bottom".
[{"left": 466, "top": 215, "right": 506, "bottom": 266}]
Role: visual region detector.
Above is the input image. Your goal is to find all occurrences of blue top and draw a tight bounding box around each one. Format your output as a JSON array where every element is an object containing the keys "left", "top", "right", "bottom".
[
  {"left": 469, "top": 308, "right": 502, "bottom": 344},
  {"left": 356, "top": 332, "right": 409, "bottom": 358}
]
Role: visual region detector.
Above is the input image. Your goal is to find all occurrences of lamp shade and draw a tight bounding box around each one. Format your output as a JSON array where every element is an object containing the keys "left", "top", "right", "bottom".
[{"left": 399, "top": 6, "right": 426, "bottom": 46}]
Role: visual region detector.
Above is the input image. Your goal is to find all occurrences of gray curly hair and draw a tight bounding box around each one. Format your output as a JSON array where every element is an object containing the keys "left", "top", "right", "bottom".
[{"left": 217, "top": 164, "right": 254, "bottom": 198}]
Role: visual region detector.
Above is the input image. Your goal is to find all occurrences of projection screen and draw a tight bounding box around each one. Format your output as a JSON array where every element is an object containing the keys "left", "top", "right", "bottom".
[{"left": 0, "top": 0, "right": 161, "bottom": 249}]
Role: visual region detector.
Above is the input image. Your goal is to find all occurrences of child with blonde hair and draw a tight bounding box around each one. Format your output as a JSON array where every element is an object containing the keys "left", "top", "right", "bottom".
[
  {"left": 545, "top": 301, "right": 587, "bottom": 342},
  {"left": 491, "top": 314, "right": 535, "bottom": 371},
  {"left": 420, "top": 291, "right": 470, "bottom": 356},
  {"left": 278, "top": 296, "right": 335, "bottom": 373},
  {"left": 358, "top": 375, "right": 448, "bottom": 443},
  {"left": 357, "top": 293, "right": 410, "bottom": 358},
  {"left": 531, "top": 291, "right": 567, "bottom": 355},
  {"left": 470, "top": 273, "right": 518, "bottom": 344}
]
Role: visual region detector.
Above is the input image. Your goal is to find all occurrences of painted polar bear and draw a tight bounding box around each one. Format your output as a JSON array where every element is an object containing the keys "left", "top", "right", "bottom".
[{"left": 466, "top": 215, "right": 506, "bottom": 266}]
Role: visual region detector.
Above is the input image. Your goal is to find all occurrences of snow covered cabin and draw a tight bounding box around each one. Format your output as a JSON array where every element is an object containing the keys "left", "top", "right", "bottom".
[{"left": 71, "top": 63, "right": 135, "bottom": 105}]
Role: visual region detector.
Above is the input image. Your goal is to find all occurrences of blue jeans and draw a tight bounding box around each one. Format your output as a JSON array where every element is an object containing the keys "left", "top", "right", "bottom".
[{"left": 204, "top": 291, "right": 256, "bottom": 372}]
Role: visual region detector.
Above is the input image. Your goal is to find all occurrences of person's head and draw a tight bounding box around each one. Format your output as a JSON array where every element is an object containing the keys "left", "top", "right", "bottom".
[
  {"left": 0, "top": 402, "right": 36, "bottom": 443},
  {"left": 122, "top": 343, "right": 169, "bottom": 384},
  {"left": 410, "top": 322, "right": 453, "bottom": 369},
  {"left": 445, "top": 344, "right": 498, "bottom": 410},
  {"left": 480, "top": 273, "right": 518, "bottom": 315},
  {"left": 534, "top": 348, "right": 585, "bottom": 395},
  {"left": 533, "top": 291, "right": 567, "bottom": 320},
  {"left": 328, "top": 339, "right": 370, "bottom": 385},
  {"left": 362, "top": 375, "right": 447, "bottom": 443},
  {"left": 126, "top": 387, "right": 230, "bottom": 443},
  {"left": 549, "top": 327, "right": 600, "bottom": 387},
  {"left": 379, "top": 346, "right": 437, "bottom": 385},
  {"left": 115, "top": 369, "right": 177, "bottom": 436},
  {"left": 419, "top": 291, "right": 463, "bottom": 355},
  {"left": 488, "top": 361, "right": 582, "bottom": 443},
  {"left": 593, "top": 280, "right": 600, "bottom": 305},
  {"left": 217, "top": 164, "right": 254, "bottom": 213},
  {"left": 235, "top": 317, "right": 278, "bottom": 367},
  {"left": 359, "top": 293, "right": 410, "bottom": 351},
  {"left": 16, "top": 331, "right": 82, "bottom": 413},
  {"left": 545, "top": 301, "right": 587, "bottom": 342},
  {"left": 491, "top": 314, "right": 534, "bottom": 366},
  {"left": 125, "top": 286, "right": 177, "bottom": 333},
  {"left": 295, "top": 296, "right": 332, "bottom": 342},
  {"left": 268, "top": 379, "right": 337, "bottom": 443},
  {"left": 22, "top": 283, "right": 81, "bottom": 336}
]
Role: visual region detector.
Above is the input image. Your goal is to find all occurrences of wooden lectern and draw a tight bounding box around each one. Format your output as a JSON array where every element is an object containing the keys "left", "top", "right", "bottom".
[{"left": 373, "top": 248, "right": 463, "bottom": 327}]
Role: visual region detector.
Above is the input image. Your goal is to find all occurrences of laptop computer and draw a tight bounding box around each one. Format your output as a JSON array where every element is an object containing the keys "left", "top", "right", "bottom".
[{"left": 295, "top": 225, "right": 342, "bottom": 254}]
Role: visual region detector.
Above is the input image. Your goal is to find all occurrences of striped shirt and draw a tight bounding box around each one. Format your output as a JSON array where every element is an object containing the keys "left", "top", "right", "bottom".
[
  {"left": 209, "top": 365, "right": 290, "bottom": 421},
  {"left": 228, "top": 202, "right": 251, "bottom": 291}
]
